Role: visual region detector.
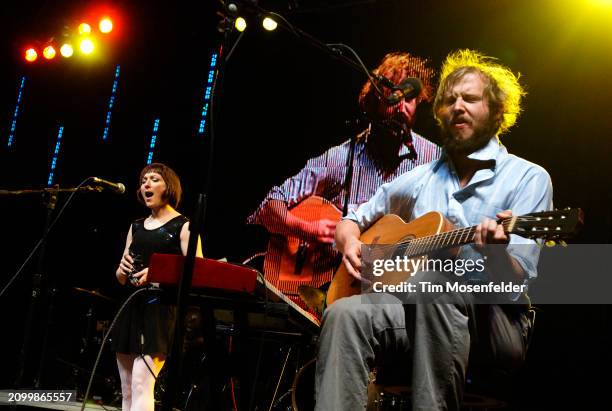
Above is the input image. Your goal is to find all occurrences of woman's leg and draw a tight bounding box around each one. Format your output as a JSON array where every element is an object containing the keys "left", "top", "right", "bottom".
[
  {"left": 116, "top": 353, "right": 138, "bottom": 411},
  {"left": 130, "top": 354, "right": 166, "bottom": 411}
]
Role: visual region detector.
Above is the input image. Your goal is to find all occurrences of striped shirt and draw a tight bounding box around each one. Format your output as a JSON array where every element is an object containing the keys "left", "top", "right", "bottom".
[
  {"left": 348, "top": 136, "right": 554, "bottom": 283},
  {"left": 248, "top": 130, "right": 441, "bottom": 223}
]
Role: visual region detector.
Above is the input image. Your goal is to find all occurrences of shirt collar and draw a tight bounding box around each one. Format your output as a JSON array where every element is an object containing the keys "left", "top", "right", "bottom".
[
  {"left": 435, "top": 136, "right": 505, "bottom": 166},
  {"left": 467, "top": 136, "right": 504, "bottom": 162}
]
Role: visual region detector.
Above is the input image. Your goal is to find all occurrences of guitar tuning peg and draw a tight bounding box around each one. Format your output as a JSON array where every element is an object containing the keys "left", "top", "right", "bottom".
[
  {"left": 545, "top": 240, "right": 556, "bottom": 247},
  {"left": 559, "top": 240, "right": 567, "bottom": 247}
]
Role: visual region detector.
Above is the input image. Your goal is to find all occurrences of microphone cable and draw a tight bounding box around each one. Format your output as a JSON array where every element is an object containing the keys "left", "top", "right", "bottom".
[{"left": 80, "top": 286, "right": 162, "bottom": 411}]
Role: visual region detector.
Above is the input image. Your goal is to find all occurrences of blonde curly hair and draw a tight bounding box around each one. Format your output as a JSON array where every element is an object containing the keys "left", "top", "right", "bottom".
[{"left": 433, "top": 49, "right": 526, "bottom": 135}]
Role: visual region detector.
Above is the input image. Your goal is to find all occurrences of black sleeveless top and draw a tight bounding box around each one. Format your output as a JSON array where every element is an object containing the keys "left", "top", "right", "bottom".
[{"left": 128, "top": 214, "right": 188, "bottom": 270}]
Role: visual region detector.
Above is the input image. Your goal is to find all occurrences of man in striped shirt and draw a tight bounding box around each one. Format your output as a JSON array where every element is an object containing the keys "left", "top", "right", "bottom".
[{"left": 247, "top": 52, "right": 441, "bottom": 298}]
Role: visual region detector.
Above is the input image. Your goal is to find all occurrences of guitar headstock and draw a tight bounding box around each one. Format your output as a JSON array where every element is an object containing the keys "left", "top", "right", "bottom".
[{"left": 509, "top": 208, "right": 584, "bottom": 241}]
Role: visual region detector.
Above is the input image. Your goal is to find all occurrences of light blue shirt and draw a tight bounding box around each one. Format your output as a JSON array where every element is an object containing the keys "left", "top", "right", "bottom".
[{"left": 347, "top": 136, "right": 554, "bottom": 283}]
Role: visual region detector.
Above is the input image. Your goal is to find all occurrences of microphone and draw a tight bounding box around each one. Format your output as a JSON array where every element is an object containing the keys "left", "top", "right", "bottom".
[
  {"left": 91, "top": 177, "right": 126, "bottom": 194},
  {"left": 373, "top": 74, "right": 398, "bottom": 90},
  {"left": 385, "top": 77, "right": 422, "bottom": 105}
]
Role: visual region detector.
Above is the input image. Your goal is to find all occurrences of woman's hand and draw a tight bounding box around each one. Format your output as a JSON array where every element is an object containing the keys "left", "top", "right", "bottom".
[
  {"left": 130, "top": 267, "right": 149, "bottom": 287},
  {"left": 116, "top": 253, "right": 134, "bottom": 285}
]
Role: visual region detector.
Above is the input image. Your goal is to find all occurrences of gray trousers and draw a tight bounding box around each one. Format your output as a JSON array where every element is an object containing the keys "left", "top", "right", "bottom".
[{"left": 314, "top": 291, "right": 530, "bottom": 411}]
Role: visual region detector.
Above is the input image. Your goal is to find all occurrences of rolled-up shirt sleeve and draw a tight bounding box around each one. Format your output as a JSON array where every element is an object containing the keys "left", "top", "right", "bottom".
[
  {"left": 506, "top": 165, "right": 554, "bottom": 281},
  {"left": 345, "top": 182, "right": 392, "bottom": 231}
]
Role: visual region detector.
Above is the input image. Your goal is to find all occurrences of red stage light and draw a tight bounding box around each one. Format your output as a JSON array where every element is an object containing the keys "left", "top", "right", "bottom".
[{"left": 25, "top": 48, "right": 38, "bottom": 62}]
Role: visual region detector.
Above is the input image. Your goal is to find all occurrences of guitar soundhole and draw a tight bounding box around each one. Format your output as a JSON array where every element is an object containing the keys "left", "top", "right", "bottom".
[
  {"left": 295, "top": 241, "right": 308, "bottom": 274},
  {"left": 390, "top": 234, "right": 416, "bottom": 259}
]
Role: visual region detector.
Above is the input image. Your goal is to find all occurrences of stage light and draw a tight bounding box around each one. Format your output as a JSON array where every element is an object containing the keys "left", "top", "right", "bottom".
[
  {"left": 80, "top": 38, "right": 94, "bottom": 54},
  {"left": 102, "top": 65, "right": 121, "bottom": 141},
  {"left": 78, "top": 22, "right": 92, "bottom": 35},
  {"left": 147, "top": 119, "right": 160, "bottom": 164},
  {"left": 7, "top": 77, "right": 26, "bottom": 148},
  {"left": 199, "top": 52, "right": 218, "bottom": 135},
  {"left": 99, "top": 18, "right": 113, "bottom": 34},
  {"left": 60, "top": 43, "right": 74, "bottom": 58},
  {"left": 25, "top": 48, "right": 38, "bottom": 62},
  {"left": 262, "top": 17, "right": 278, "bottom": 31},
  {"left": 47, "top": 125, "right": 64, "bottom": 186},
  {"left": 43, "top": 45, "right": 56, "bottom": 60},
  {"left": 235, "top": 17, "right": 247, "bottom": 32}
]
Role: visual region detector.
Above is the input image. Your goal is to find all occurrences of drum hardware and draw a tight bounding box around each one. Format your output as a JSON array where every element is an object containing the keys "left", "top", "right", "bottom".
[{"left": 297, "top": 286, "right": 326, "bottom": 316}]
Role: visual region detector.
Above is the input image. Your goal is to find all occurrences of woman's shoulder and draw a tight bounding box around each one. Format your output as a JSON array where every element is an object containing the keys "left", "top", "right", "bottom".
[
  {"left": 165, "top": 214, "right": 189, "bottom": 229},
  {"left": 131, "top": 217, "right": 146, "bottom": 231}
]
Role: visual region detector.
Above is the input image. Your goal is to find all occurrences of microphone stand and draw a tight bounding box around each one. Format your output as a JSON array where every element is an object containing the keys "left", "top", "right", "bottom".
[
  {"left": 160, "top": 8, "right": 234, "bottom": 410},
  {"left": 14, "top": 187, "right": 58, "bottom": 389},
  {"left": 6, "top": 184, "right": 104, "bottom": 389},
  {"left": 0, "top": 186, "right": 103, "bottom": 196}
]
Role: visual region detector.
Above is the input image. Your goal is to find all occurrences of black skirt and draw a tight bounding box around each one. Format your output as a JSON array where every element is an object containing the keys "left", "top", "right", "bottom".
[{"left": 111, "top": 288, "right": 176, "bottom": 355}]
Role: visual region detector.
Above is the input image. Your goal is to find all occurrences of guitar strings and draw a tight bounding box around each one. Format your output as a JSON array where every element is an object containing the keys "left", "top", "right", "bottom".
[{"left": 358, "top": 215, "right": 558, "bottom": 260}]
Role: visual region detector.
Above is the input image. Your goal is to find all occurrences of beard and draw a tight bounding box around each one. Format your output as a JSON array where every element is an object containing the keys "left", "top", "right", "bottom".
[{"left": 440, "top": 116, "right": 498, "bottom": 155}]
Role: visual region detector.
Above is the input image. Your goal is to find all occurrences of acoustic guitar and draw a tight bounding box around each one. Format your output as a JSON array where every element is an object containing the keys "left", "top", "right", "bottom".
[
  {"left": 264, "top": 196, "right": 342, "bottom": 297},
  {"left": 326, "top": 208, "right": 584, "bottom": 306}
]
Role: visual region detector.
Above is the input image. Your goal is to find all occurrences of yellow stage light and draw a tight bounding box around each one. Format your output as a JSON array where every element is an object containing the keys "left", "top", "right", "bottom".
[
  {"left": 262, "top": 17, "right": 278, "bottom": 31},
  {"left": 78, "top": 23, "right": 92, "bottom": 35},
  {"left": 80, "top": 38, "right": 95, "bottom": 54},
  {"left": 25, "top": 48, "right": 38, "bottom": 62},
  {"left": 235, "top": 17, "right": 247, "bottom": 32},
  {"left": 99, "top": 18, "right": 113, "bottom": 33},
  {"left": 43, "top": 45, "right": 56, "bottom": 60},
  {"left": 60, "top": 44, "right": 74, "bottom": 58}
]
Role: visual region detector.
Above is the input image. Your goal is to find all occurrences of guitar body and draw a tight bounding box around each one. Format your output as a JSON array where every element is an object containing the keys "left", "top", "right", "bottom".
[
  {"left": 264, "top": 196, "right": 342, "bottom": 296},
  {"left": 326, "top": 211, "right": 454, "bottom": 306}
]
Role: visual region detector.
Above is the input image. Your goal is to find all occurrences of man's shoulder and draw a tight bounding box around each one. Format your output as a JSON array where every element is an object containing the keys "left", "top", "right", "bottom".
[
  {"left": 388, "top": 159, "right": 438, "bottom": 188},
  {"left": 412, "top": 131, "right": 438, "bottom": 148},
  {"left": 501, "top": 152, "right": 551, "bottom": 180},
  {"left": 411, "top": 131, "right": 442, "bottom": 161},
  {"left": 303, "top": 139, "right": 351, "bottom": 167}
]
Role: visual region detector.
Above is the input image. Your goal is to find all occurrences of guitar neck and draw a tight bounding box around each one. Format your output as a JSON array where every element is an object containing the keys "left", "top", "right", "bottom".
[{"left": 403, "top": 216, "right": 515, "bottom": 257}]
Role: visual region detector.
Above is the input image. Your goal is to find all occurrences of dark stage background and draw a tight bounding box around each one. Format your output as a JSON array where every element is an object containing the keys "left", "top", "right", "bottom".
[{"left": 1, "top": 0, "right": 612, "bottom": 409}]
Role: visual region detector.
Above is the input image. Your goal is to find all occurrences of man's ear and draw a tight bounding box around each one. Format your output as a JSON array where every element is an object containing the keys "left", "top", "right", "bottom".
[{"left": 493, "top": 109, "right": 504, "bottom": 130}]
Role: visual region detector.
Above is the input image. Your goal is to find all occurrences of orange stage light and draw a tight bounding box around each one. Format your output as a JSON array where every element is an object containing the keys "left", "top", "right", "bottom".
[
  {"left": 99, "top": 18, "right": 113, "bottom": 33},
  {"left": 43, "top": 45, "right": 56, "bottom": 60},
  {"left": 78, "top": 22, "right": 92, "bottom": 35}
]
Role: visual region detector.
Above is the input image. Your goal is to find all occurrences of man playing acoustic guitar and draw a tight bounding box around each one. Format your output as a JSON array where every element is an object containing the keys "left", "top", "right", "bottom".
[
  {"left": 315, "top": 49, "right": 553, "bottom": 410},
  {"left": 247, "top": 52, "right": 441, "bottom": 304}
]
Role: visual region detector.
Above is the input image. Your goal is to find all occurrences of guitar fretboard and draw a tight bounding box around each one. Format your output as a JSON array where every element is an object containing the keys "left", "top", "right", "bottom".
[{"left": 392, "top": 217, "right": 515, "bottom": 258}]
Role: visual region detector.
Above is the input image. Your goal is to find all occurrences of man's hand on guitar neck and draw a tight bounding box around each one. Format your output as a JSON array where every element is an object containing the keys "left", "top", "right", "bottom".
[
  {"left": 474, "top": 210, "right": 512, "bottom": 246},
  {"left": 474, "top": 210, "right": 527, "bottom": 283},
  {"left": 335, "top": 219, "right": 365, "bottom": 281}
]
